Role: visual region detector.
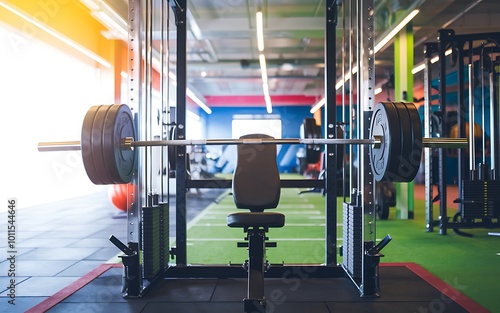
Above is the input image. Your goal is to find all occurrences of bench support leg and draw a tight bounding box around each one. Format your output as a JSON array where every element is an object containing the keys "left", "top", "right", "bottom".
[{"left": 244, "top": 229, "right": 266, "bottom": 312}]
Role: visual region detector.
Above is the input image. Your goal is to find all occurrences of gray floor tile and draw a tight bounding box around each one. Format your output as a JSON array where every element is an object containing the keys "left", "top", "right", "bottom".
[
  {"left": 84, "top": 248, "right": 121, "bottom": 261},
  {"left": 0, "top": 277, "right": 79, "bottom": 297},
  {"left": 17, "top": 238, "right": 80, "bottom": 248},
  {"left": 0, "top": 260, "right": 76, "bottom": 276},
  {"left": 20, "top": 247, "right": 101, "bottom": 261},
  {"left": 0, "top": 296, "right": 48, "bottom": 313},
  {"left": 56, "top": 260, "right": 104, "bottom": 277},
  {"left": 70, "top": 238, "right": 117, "bottom": 248}
]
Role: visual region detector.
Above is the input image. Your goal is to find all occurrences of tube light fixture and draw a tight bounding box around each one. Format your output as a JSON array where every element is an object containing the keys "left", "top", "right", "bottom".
[
  {"left": 257, "top": 10, "right": 272, "bottom": 113},
  {"left": 0, "top": 0, "right": 111, "bottom": 68},
  {"left": 259, "top": 54, "right": 268, "bottom": 83},
  {"left": 256, "top": 11, "right": 264, "bottom": 52},
  {"left": 95, "top": 10, "right": 128, "bottom": 41},
  {"left": 411, "top": 49, "right": 452, "bottom": 74},
  {"left": 310, "top": 98, "right": 326, "bottom": 114},
  {"left": 259, "top": 54, "right": 272, "bottom": 113},
  {"left": 263, "top": 83, "right": 272, "bottom": 114},
  {"left": 186, "top": 88, "right": 213, "bottom": 115},
  {"left": 374, "top": 9, "right": 420, "bottom": 54},
  {"left": 321, "top": 10, "right": 420, "bottom": 113},
  {"left": 169, "top": 71, "right": 212, "bottom": 114}
]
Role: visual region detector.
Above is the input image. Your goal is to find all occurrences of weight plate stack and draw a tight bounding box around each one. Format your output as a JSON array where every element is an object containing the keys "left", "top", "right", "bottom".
[{"left": 81, "top": 104, "right": 137, "bottom": 185}]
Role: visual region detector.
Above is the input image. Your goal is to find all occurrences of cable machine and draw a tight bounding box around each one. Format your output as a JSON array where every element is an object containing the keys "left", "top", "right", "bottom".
[{"left": 423, "top": 29, "right": 500, "bottom": 236}]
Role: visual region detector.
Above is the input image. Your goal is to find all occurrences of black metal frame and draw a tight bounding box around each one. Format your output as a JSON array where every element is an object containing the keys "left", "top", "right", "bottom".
[
  {"left": 115, "top": 0, "right": 387, "bottom": 304},
  {"left": 423, "top": 29, "right": 500, "bottom": 235}
]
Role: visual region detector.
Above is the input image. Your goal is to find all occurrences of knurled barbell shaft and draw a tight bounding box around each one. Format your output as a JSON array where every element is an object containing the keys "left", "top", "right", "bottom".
[
  {"left": 38, "top": 141, "right": 83, "bottom": 152},
  {"left": 37, "top": 137, "right": 467, "bottom": 152},
  {"left": 37, "top": 138, "right": 377, "bottom": 151}
]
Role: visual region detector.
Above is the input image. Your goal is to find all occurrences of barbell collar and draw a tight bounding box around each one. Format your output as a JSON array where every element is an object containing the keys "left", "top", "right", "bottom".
[{"left": 421, "top": 138, "right": 468, "bottom": 148}]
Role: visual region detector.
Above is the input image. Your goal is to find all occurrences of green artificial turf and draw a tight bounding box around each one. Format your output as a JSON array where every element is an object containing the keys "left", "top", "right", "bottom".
[{"left": 180, "top": 187, "right": 499, "bottom": 312}]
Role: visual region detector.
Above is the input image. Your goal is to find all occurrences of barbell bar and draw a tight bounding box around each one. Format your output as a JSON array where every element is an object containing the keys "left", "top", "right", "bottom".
[
  {"left": 37, "top": 136, "right": 467, "bottom": 152},
  {"left": 38, "top": 137, "right": 382, "bottom": 151},
  {"left": 37, "top": 102, "right": 468, "bottom": 184}
]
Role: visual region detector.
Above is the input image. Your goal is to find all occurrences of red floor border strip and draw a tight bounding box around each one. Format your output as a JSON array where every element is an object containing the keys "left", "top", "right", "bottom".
[
  {"left": 26, "top": 263, "right": 123, "bottom": 313},
  {"left": 381, "top": 262, "right": 489, "bottom": 313}
]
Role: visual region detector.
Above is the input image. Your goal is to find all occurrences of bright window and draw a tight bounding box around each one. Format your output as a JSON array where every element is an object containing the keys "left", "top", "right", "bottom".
[{"left": 231, "top": 114, "right": 282, "bottom": 139}]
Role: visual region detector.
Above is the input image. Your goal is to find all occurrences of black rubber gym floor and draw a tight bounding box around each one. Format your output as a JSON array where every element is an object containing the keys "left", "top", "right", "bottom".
[{"left": 27, "top": 262, "right": 483, "bottom": 313}]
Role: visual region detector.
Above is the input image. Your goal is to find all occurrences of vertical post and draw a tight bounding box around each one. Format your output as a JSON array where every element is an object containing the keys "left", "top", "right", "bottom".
[
  {"left": 173, "top": 0, "right": 188, "bottom": 265},
  {"left": 437, "top": 29, "right": 454, "bottom": 235},
  {"left": 457, "top": 44, "right": 466, "bottom": 219},
  {"left": 358, "top": 0, "right": 376, "bottom": 297},
  {"left": 468, "top": 41, "right": 476, "bottom": 178},
  {"left": 128, "top": 0, "right": 143, "bottom": 251},
  {"left": 394, "top": 19, "right": 415, "bottom": 219},
  {"left": 490, "top": 58, "right": 499, "bottom": 179},
  {"left": 423, "top": 43, "right": 436, "bottom": 232},
  {"left": 125, "top": 0, "right": 145, "bottom": 295},
  {"left": 325, "top": 0, "right": 338, "bottom": 266}
]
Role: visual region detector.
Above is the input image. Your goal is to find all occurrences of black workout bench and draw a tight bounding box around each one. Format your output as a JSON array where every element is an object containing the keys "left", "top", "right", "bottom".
[{"left": 227, "top": 133, "right": 285, "bottom": 312}]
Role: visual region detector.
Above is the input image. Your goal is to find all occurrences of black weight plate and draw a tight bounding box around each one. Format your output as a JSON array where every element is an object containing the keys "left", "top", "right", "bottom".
[
  {"left": 402, "top": 102, "right": 423, "bottom": 182},
  {"left": 102, "top": 104, "right": 136, "bottom": 184},
  {"left": 91, "top": 105, "right": 114, "bottom": 184},
  {"left": 369, "top": 102, "right": 402, "bottom": 182},
  {"left": 81, "top": 105, "right": 111, "bottom": 184},
  {"left": 392, "top": 102, "right": 414, "bottom": 182}
]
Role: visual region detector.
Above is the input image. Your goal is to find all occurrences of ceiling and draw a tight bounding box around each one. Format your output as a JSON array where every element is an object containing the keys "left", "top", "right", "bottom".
[{"left": 101, "top": 0, "right": 500, "bottom": 109}]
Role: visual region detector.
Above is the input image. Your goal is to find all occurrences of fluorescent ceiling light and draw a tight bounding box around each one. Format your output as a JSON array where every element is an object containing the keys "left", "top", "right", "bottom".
[
  {"left": 411, "top": 49, "right": 452, "bottom": 74},
  {"left": 259, "top": 54, "right": 268, "bottom": 83},
  {"left": 374, "top": 87, "right": 382, "bottom": 95},
  {"left": 310, "top": 98, "right": 326, "bottom": 114},
  {"left": 81, "top": 0, "right": 127, "bottom": 41},
  {"left": 187, "top": 88, "right": 212, "bottom": 114},
  {"left": 256, "top": 12, "right": 272, "bottom": 113},
  {"left": 327, "top": 10, "right": 420, "bottom": 111},
  {"left": 263, "top": 83, "right": 272, "bottom": 114},
  {"left": 374, "top": 9, "right": 420, "bottom": 54},
  {"left": 95, "top": 10, "right": 127, "bottom": 41},
  {"left": 335, "top": 66, "right": 358, "bottom": 90},
  {"left": 168, "top": 71, "right": 212, "bottom": 114},
  {"left": 256, "top": 11, "right": 264, "bottom": 52},
  {"left": 0, "top": 0, "right": 111, "bottom": 68}
]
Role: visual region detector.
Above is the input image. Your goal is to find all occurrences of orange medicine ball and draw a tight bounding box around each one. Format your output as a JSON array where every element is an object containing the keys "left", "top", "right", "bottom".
[{"left": 108, "top": 184, "right": 135, "bottom": 211}]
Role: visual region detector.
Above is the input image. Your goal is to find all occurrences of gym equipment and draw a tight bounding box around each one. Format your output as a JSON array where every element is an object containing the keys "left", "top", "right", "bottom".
[
  {"left": 300, "top": 118, "right": 322, "bottom": 164},
  {"left": 38, "top": 102, "right": 467, "bottom": 185},
  {"left": 422, "top": 29, "right": 500, "bottom": 235},
  {"left": 81, "top": 104, "right": 136, "bottom": 185},
  {"left": 375, "top": 182, "right": 396, "bottom": 220},
  {"left": 32, "top": 1, "right": 473, "bottom": 309},
  {"left": 227, "top": 134, "right": 284, "bottom": 312}
]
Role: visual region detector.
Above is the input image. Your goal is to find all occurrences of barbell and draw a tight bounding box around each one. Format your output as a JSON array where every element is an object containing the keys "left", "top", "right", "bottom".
[{"left": 38, "top": 102, "right": 467, "bottom": 184}]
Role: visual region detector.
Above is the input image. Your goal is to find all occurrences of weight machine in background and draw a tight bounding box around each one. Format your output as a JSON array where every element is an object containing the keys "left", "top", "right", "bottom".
[{"left": 423, "top": 30, "right": 500, "bottom": 236}]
